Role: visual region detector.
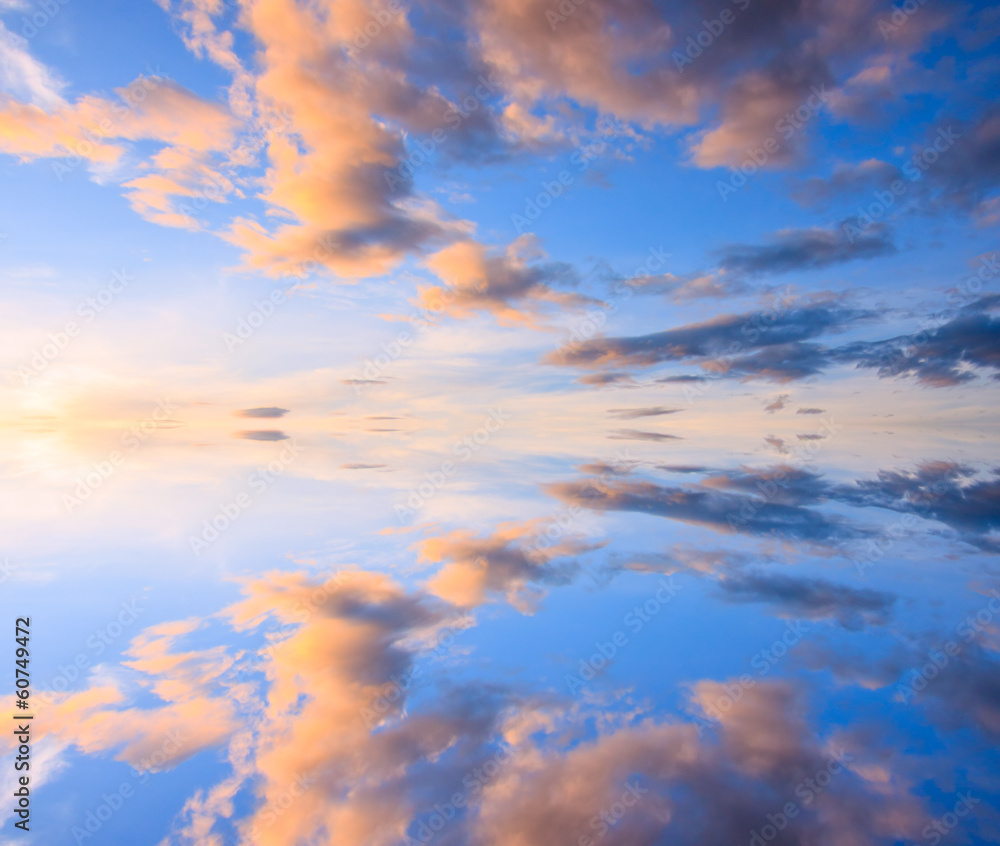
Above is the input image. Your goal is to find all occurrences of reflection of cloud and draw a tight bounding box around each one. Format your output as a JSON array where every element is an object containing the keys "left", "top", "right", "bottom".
[
  {"left": 17, "top": 569, "right": 949, "bottom": 845},
  {"left": 833, "top": 460, "right": 1000, "bottom": 551},
  {"left": 0, "top": 619, "right": 238, "bottom": 776},
  {"left": 418, "top": 522, "right": 602, "bottom": 612},
  {"left": 715, "top": 570, "right": 894, "bottom": 630},
  {"left": 615, "top": 545, "right": 894, "bottom": 630},
  {"left": 546, "top": 469, "right": 860, "bottom": 544},
  {"left": 235, "top": 430, "right": 289, "bottom": 441}
]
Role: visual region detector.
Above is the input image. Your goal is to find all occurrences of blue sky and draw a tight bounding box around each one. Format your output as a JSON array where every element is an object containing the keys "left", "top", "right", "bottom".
[{"left": 1, "top": 1, "right": 999, "bottom": 844}]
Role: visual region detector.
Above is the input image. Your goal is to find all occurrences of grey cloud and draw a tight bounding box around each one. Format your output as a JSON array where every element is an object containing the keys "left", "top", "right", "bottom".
[
  {"left": 607, "top": 406, "right": 682, "bottom": 419},
  {"left": 715, "top": 223, "right": 895, "bottom": 277},
  {"left": 236, "top": 407, "right": 290, "bottom": 418},
  {"left": 715, "top": 570, "right": 895, "bottom": 630},
  {"left": 235, "top": 430, "right": 289, "bottom": 441},
  {"left": 607, "top": 429, "right": 683, "bottom": 442}
]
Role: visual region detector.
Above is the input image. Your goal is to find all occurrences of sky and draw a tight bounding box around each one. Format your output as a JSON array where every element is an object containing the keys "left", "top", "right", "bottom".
[{"left": 0, "top": 0, "right": 999, "bottom": 844}]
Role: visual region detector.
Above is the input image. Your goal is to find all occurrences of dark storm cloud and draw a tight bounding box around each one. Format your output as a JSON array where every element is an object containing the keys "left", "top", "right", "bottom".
[{"left": 715, "top": 223, "right": 895, "bottom": 277}]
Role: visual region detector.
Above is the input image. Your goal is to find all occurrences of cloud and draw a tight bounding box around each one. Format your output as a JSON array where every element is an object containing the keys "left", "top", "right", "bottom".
[
  {"left": 607, "top": 406, "right": 682, "bottom": 419},
  {"left": 579, "top": 371, "right": 640, "bottom": 386},
  {"left": 836, "top": 298, "right": 1000, "bottom": 386},
  {"left": 797, "top": 407, "right": 826, "bottom": 414},
  {"left": 0, "top": 21, "right": 64, "bottom": 109},
  {"left": 419, "top": 235, "right": 593, "bottom": 326},
  {"left": 715, "top": 223, "right": 895, "bottom": 278},
  {"left": 764, "top": 394, "right": 789, "bottom": 413},
  {"left": 764, "top": 436, "right": 789, "bottom": 454},
  {"left": 236, "top": 407, "right": 290, "bottom": 418},
  {"left": 606, "top": 429, "right": 683, "bottom": 442},
  {"left": 546, "top": 301, "right": 867, "bottom": 371}
]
